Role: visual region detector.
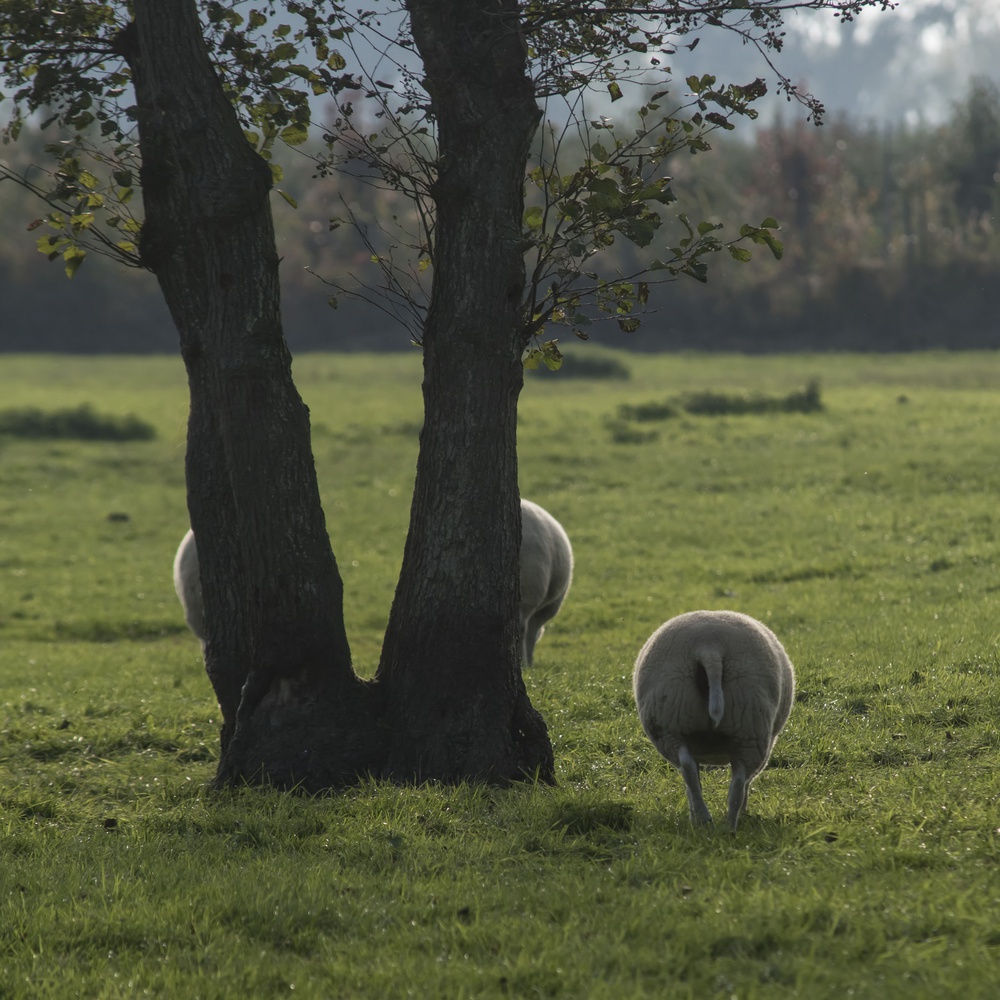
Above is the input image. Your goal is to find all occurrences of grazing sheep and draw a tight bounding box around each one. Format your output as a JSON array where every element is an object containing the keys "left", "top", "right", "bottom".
[
  {"left": 633, "top": 610, "right": 795, "bottom": 831},
  {"left": 172, "top": 497, "right": 573, "bottom": 665},
  {"left": 519, "top": 499, "right": 573, "bottom": 667}
]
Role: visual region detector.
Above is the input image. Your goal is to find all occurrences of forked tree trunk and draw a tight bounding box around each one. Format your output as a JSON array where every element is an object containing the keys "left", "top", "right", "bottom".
[
  {"left": 124, "top": 0, "right": 551, "bottom": 789},
  {"left": 377, "top": 1, "right": 553, "bottom": 783},
  {"left": 125, "top": 0, "right": 374, "bottom": 789}
]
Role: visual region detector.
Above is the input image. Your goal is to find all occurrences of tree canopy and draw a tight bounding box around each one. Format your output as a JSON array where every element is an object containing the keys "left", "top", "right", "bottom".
[{"left": 1, "top": 2, "right": 894, "bottom": 339}]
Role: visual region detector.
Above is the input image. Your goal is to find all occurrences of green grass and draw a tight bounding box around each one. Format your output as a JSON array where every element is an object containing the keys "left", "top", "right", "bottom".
[{"left": 2, "top": 350, "right": 1000, "bottom": 998}]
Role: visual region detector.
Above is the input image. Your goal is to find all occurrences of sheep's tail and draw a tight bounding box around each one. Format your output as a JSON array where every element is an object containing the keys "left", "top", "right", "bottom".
[{"left": 698, "top": 648, "right": 726, "bottom": 728}]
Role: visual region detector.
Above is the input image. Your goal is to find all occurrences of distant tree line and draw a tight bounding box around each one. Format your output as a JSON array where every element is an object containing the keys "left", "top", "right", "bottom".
[
  {"left": 2, "top": 77, "right": 999, "bottom": 355},
  {"left": 637, "top": 75, "right": 1000, "bottom": 352}
]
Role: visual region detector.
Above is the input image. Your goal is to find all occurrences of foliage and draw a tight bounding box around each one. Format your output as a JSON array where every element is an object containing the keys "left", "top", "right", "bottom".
[
  {"left": 521, "top": 77, "right": 782, "bottom": 348},
  {"left": 0, "top": 403, "right": 156, "bottom": 440},
  {"left": 4, "top": 68, "right": 1000, "bottom": 353},
  {"left": 0, "top": 1, "right": 896, "bottom": 338},
  {"left": 2, "top": 350, "right": 1000, "bottom": 998},
  {"left": 0, "top": 0, "right": 355, "bottom": 273},
  {"left": 0, "top": 3, "right": 141, "bottom": 271},
  {"left": 942, "top": 75, "right": 1000, "bottom": 217},
  {"left": 606, "top": 73, "right": 1000, "bottom": 351}
]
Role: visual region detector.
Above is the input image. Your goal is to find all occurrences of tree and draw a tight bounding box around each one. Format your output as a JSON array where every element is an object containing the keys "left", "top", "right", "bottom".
[
  {"left": 123, "top": 1, "right": 374, "bottom": 788},
  {"left": 0, "top": 0, "right": 894, "bottom": 791},
  {"left": 944, "top": 76, "right": 1000, "bottom": 219}
]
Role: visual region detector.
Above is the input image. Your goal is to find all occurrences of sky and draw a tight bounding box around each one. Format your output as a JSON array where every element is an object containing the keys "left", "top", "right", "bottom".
[
  {"left": 328, "top": 2, "right": 1000, "bottom": 134},
  {"left": 661, "top": 0, "right": 1000, "bottom": 126}
]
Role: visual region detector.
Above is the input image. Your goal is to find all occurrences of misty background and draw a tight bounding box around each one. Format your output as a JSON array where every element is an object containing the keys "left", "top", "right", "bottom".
[{"left": 1, "top": 0, "right": 998, "bottom": 355}]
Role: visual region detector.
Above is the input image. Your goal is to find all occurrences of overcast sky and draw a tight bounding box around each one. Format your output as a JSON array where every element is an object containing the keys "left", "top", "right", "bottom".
[
  {"left": 663, "top": 0, "right": 1000, "bottom": 126},
  {"left": 332, "top": 2, "right": 1000, "bottom": 133}
]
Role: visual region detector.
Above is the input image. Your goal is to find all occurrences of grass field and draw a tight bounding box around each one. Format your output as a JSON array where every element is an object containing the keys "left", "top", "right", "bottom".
[{"left": 1, "top": 349, "right": 999, "bottom": 999}]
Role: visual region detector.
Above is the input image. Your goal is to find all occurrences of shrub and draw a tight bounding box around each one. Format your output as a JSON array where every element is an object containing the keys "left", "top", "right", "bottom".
[
  {"left": 681, "top": 379, "right": 823, "bottom": 416},
  {"left": 617, "top": 400, "right": 679, "bottom": 422},
  {"left": 0, "top": 404, "right": 156, "bottom": 441},
  {"left": 605, "top": 418, "right": 660, "bottom": 444},
  {"left": 532, "top": 353, "right": 632, "bottom": 380}
]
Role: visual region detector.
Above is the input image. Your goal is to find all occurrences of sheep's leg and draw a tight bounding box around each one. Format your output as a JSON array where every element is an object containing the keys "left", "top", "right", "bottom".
[
  {"left": 518, "top": 611, "right": 533, "bottom": 667},
  {"left": 523, "top": 606, "right": 558, "bottom": 667},
  {"left": 677, "top": 745, "right": 713, "bottom": 826},
  {"left": 727, "top": 760, "right": 750, "bottom": 832}
]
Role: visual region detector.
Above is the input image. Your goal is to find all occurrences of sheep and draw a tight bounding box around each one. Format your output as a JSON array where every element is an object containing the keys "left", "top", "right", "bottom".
[
  {"left": 519, "top": 499, "right": 574, "bottom": 667},
  {"left": 172, "top": 528, "right": 205, "bottom": 642},
  {"left": 172, "top": 498, "right": 573, "bottom": 665},
  {"left": 632, "top": 610, "right": 795, "bottom": 831}
]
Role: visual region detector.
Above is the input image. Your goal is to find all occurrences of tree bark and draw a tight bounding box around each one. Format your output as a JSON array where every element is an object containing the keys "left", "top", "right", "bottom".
[
  {"left": 125, "top": 0, "right": 375, "bottom": 789},
  {"left": 377, "top": 1, "right": 553, "bottom": 783},
  {"left": 122, "top": 0, "right": 551, "bottom": 790}
]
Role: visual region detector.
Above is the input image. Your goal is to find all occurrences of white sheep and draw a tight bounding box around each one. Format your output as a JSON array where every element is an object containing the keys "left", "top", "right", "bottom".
[
  {"left": 633, "top": 610, "right": 795, "bottom": 831},
  {"left": 172, "top": 498, "right": 573, "bottom": 665},
  {"left": 172, "top": 528, "right": 205, "bottom": 642},
  {"left": 519, "top": 499, "right": 574, "bottom": 667}
]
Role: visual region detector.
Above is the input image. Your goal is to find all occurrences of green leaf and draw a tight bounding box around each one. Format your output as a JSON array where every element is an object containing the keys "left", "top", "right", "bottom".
[
  {"left": 541, "top": 341, "right": 563, "bottom": 370},
  {"left": 607, "top": 81, "right": 623, "bottom": 102},
  {"left": 36, "top": 234, "right": 62, "bottom": 254},
  {"left": 277, "top": 189, "right": 298, "bottom": 208},
  {"left": 619, "top": 217, "right": 658, "bottom": 247},
  {"left": 590, "top": 142, "right": 610, "bottom": 162},
  {"left": 617, "top": 317, "right": 641, "bottom": 333},
  {"left": 728, "top": 246, "right": 753, "bottom": 263},
  {"left": 279, "top": 122, "right": 308, "bottom": 146},
  {"left": 584, "top": 177, "right": 622, "bottom": 212},
  {"left": 62, "top": 246, "right": 86, "bottom": 278},
  {"left": 523, "top": 205, "right": 544, "bottom": 229},
  {"left": 760, "top": 217, "right": 780, "bottom": 229},
  {"left": 524, "top": 340, "right": 563, "bottom": 371}
]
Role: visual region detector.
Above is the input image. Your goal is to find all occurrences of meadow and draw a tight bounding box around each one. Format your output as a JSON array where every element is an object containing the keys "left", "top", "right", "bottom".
[{"left": 1, "top": 349, "right": 998, "bottom": 999}]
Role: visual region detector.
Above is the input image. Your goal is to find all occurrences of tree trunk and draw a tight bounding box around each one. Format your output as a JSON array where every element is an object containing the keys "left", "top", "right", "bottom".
[
  {"left": 125, "top": 0, "right": 375, "bottom": 789},
  {"left": 123, "top": 0, "right": 551, "bottom": 790},
  {"left": 377, "top": 1, "right": 553, "bottom": 783}
]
